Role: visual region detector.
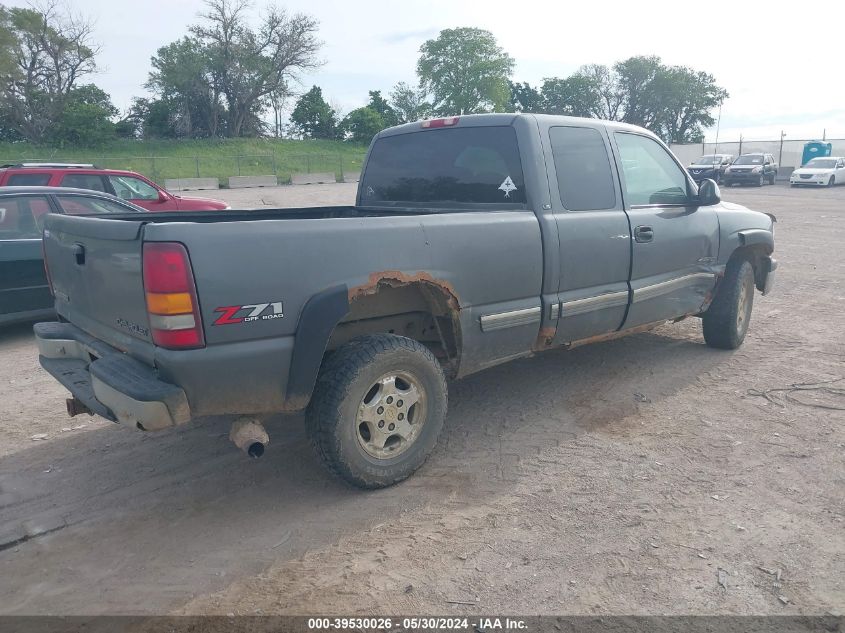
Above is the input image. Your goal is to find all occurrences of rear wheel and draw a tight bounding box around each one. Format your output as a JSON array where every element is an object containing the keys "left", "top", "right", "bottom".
[
  {"left": 306, "top": 334, "right": 447, "bottom": 489},
  {"left": 703, "top": 258, "right": 755, "bottom": 350},
  {"left": 768, "top": 172, "right": 776, "bottom": 185}
]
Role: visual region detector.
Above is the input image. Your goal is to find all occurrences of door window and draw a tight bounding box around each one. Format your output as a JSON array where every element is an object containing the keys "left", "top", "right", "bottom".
[
  {"left": 549, "top": 126, "right": 616, "bottom": 211},
  {"left": 55, "top": 195, "right": 138, "bottom": 215},
  {"left": 615, "top": 133, "right": 690, "bottom": 206},
  {"left": 108, "top": 175, "right": 160, "bottom": 200},
  {"left": 0, "top": 195, "right": 51, "bottom": 239},
  {"left": 60, "top": 173, "right": 108, "bottom": 192}
]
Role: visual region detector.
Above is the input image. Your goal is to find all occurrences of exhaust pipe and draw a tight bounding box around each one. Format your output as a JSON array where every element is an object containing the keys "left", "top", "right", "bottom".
[{"left": 229, "top": 417, "right": 269, "bottom": 459}]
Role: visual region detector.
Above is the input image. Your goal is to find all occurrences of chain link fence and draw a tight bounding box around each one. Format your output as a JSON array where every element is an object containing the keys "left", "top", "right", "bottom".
[{"left": 0, "top": 153, "right": 365, "bottom": 186}]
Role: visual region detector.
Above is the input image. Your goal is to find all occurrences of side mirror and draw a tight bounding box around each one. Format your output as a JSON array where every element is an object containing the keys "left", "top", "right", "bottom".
[
  {"left": 157, "top": 190, "right": 169, "bottom": 203},
  {"left": 696, "top": 178, "right": 721, "bottom": 206}
]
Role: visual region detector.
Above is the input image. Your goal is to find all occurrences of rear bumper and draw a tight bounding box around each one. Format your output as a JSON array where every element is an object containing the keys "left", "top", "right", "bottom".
[{"left": 34, "top": 322, "right": 190, "bottom": 431}]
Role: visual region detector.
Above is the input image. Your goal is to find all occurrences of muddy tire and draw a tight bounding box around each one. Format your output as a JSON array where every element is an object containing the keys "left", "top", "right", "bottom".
[
  {"left": 703, "top": 258, "right": 755, "bottom": 350},
  {"left": 306, "top": 334, "right": 447, "bottom": 489}
]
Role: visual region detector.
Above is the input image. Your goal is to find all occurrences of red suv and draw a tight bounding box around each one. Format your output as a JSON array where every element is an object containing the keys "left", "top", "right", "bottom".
[{"left": 0, "top": 163, "right": 228, "bottom": 211}]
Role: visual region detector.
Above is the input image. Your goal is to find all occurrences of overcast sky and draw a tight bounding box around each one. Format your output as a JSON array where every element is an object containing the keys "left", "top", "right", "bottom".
[{"left": 9, "top": 0, "right": 845, "bottom": 141}]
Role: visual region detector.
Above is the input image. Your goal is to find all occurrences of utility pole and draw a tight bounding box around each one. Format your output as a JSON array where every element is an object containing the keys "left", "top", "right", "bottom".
[
  {"left": 713, "top": 103, "right": 722, "bottom": 156},
  {"left": 778, "top": 130, "right": 786, "bottom": 166},
  {"left": 738, "top": 134, "right": 743, "bottom": 157}
]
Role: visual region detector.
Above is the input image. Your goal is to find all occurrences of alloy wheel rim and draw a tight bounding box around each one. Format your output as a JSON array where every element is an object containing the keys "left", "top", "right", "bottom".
[{"left": 355, "top": 371, "right": 427, "bottom": 460}]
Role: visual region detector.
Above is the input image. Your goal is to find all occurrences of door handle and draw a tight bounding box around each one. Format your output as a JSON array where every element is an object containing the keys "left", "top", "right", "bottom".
[
  {"left": 72, "top": 243, "right": 85, "bottom": 265},
  {"left": 634, "top": 226, "right": 654, "bottom": 243}
]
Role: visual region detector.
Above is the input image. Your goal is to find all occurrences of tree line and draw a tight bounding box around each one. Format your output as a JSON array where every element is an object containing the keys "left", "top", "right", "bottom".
[{"left": 0, "top": 2, "right": 727, "bottom": 147}]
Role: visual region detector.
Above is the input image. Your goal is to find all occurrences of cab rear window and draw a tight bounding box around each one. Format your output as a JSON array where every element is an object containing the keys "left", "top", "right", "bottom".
[{"left": 360, "top": 126, "right": 526, "bottom": 206}]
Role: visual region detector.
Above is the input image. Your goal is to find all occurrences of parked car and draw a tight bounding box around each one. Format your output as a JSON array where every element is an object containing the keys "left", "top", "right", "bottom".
[
  {"left": 722, "top": 153, "right": 778, "bottom": 187},
  {"left": 687, "top": 154, "right": 734, "bottom": 183},
  {"left": 0, "top": 187, "right": 144, "bottom": 326},
  {"left": 0, "top": 163, "right": 228, "bottom": 211},
  {"left": 789, "top": 156, "right": 845, "bottom": 187},
  {"left": 34, "top": 114, "right": 777, "bottom": 489}
]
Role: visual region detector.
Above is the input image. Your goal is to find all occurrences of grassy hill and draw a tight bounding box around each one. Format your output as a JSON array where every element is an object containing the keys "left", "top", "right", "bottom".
[{"left": 0, "top": 138, "right": 368, "bottom": 185}]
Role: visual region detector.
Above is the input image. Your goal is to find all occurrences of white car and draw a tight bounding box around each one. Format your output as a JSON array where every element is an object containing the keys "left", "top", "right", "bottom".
[{"left": 790, "top": 156, "right": 845, "bottom": 187}]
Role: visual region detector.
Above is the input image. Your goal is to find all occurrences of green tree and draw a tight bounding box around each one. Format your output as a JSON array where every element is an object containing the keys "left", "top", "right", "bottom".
[
  {"left": 148, "top": 37, "right": 223, "bottom": 137},
  {"left": 366, "top": 90, "right": 398, "bottom": 127},
  {"left": 654, "top": 67, "right": 728, "bottom": 143},
  {"left": 614, "top": 55, "right": 665, "bottom": 129},
  {"left": 148, "top": 0, "right": 320, "bottom": 138},
  {"left": 540, "top": 75, "right": 602, "bottom": 117},
  {"left": 509, "top": 81, "right": 543, "bottom": 113},
  {"left": 388, "top": 81, "right": 431, "bottom": 123},
  {"left": 0, "top": 3, "right": 99, "bottom": 142},
  {"left": 417, "top": 27, "right": 514, "bottom": 115},
  {"left": 340, "top": 106, "right": 384, "bottom": 144},
  {"left": 290, "top": 85, "right": 338, "bottom": 139},
  {"left": 48, "top": 84, "right": 117, "bottom": 147}
]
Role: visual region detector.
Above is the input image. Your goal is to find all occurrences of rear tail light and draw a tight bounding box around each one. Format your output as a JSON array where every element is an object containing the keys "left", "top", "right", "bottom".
[
  {"left": 421, "top": 117, "right": 459, "bottom": 128},
  {"left": 142, "top": 242, "right": 205, "bottom": 349}
]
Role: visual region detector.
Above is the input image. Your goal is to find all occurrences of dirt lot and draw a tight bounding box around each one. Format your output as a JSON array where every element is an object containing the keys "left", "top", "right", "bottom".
[{"left": 0, "top": 183, "right": 842, "bottom": 616}]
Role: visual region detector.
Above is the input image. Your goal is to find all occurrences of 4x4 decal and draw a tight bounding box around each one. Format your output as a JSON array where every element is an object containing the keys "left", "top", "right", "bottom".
[{"left": 213, "top": 302, "right": 284, "bottom": 325}]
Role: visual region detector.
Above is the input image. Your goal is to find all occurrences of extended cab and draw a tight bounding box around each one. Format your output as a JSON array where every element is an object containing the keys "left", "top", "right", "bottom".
[{"left": 34, "top": 114, "right": 777, "bottom": 488}]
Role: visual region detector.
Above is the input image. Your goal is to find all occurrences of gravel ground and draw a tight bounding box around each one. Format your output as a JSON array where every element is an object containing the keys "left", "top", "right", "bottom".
[{"left": 0, "top": 182, "right": 842, "bottom": 616}]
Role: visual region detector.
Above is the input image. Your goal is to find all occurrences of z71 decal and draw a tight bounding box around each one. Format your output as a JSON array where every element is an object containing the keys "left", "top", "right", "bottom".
[{"left": 213, "top": 302, "right": 284, "bottom": 325}]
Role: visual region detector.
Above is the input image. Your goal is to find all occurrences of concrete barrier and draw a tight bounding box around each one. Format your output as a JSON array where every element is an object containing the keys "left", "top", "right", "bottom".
[
  {"left": 291, "top": 172, "right": 336, "bottom": 185},
  {"left": 342, "top": 172, "right": 361, "bottom": 183},
  {"left": 228, "top": 175, "right": 278, "bottom": 189},
  {"left": 164, "top": 177, "right": 219, "bottom": 191},
  {"left": 777, "top": 166, "right": 795, "bottom": 182}
]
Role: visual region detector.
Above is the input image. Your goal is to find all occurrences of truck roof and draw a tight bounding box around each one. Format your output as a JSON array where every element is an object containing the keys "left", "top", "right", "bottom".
[{"left": 378, "top": 112, "right": 659, "bottom": 140}]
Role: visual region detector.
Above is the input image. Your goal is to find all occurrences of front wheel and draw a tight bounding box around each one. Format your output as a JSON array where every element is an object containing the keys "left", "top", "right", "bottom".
[
  {"left": 829, "top": 176, "right": 836, "bottom": 187},
  {"left": 756, "top": 174, "right": 765, "bottom": 187},
  {"left": 306, "top": 334, "right": 448, "bottom": 489},
  {"left": 703, "top": 258, "right": 755, "bottom": 350}
]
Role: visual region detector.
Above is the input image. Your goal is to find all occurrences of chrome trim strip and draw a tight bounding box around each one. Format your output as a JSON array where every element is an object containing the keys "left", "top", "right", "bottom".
[
  {"left": 550, "top": 303, "right": 560, "bottom": 320},
  {"left": 480, "top": 306, "right": 542, "bottom": 332},
  {"left": 562, "top": 290, "right": 629, "bottom": 317},
  {"left": 632, "top": 273, "right": 716, "bottom": 303}
]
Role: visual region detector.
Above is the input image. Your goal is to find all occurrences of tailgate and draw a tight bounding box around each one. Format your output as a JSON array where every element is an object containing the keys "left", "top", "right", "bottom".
[{"left": 43, "top": 214, "right": 154, "bottom": 359}]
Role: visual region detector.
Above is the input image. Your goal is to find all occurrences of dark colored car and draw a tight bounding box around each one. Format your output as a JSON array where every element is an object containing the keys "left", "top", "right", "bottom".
[
  {"left": 0, "top": 163, "right": 229, "bottom": 211},
  {"left": 723, "top": 153, "right": 778, "bottom": 187},
  {"left": 687, "top": 154, "right": 734, "bottom": 183},
  {"left": 0, "top": 186, "right": 144, "bottom": 325}
]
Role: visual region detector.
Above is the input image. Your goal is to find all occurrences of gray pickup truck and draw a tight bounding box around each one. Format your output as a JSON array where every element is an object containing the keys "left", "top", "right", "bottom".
[{"left": 34, "top": 114, "right": 777, "bottom": 488}]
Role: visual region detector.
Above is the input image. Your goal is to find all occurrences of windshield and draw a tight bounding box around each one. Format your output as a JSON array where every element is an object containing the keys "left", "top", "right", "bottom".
[
  {"left": 694, "top": 156, "right": 720, "bottom": 165},
  {"left": 734, "top": 155, "right": 764, "bottom": 165},
  {"left": 805, "top": 158, "right": 837, "bottom": 169},
  {"left": 360, "top": 126, "right": 526, "bottom": 207}
]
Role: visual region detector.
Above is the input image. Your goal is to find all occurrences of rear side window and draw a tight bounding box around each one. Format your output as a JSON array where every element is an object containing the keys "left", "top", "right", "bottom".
[
  {"left": 60, "top": 173, "right": 107, "bottom": 192},
  {"left": 55, "top": 195, "right": 137, "bottom": 215},
  {"left": 549, "top": 126, "right": 616, "bottom": 211},
  {"left": 0, "top": 195, "right": 51, "bottom": 239},
  {"left": 7, "top": 173, "right": 51, "bottom": 186},
  {"left": 361, "top": 126, "right": 526, "bottom": 206}
]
